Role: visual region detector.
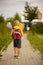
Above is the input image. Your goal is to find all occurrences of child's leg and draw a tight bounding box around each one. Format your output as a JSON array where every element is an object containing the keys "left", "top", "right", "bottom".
[
  {"left": 14, "top": 40, "right": 17, "bottom": 56},
  {"left": 17, "top": 48, "right": 21, "bottom": 56},
  {"left": 17, "top": 39, "right": 21, "bottom": 57},
  {"left": 14, "top": 47, "right": 17, "bottom": 55}
]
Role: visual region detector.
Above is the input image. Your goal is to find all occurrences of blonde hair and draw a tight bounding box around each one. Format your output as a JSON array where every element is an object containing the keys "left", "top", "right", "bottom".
[
  {"left": 14, "top": 20, "right": 24, "bottom": 30},
  {"left": 14, "top": 20, "right": 20, "bottom": 26},
  {"left": 19, "top": 23, "right": 24, "bottom": 30}
]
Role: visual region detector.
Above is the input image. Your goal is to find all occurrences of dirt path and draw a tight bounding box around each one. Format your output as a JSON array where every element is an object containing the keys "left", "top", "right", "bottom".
[{"left": 0, "top": 34, "right": 43, "bottom": 65}]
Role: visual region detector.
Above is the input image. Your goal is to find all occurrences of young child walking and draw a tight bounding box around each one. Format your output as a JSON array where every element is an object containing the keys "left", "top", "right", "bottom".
[{"left": 11, "top": 20, "right": 24, "bottom": 58}]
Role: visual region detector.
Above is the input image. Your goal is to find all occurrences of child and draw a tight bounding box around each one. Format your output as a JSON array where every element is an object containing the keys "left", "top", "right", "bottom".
[{"left": 11, "top": 20, "right": 23, "bottom": 58}]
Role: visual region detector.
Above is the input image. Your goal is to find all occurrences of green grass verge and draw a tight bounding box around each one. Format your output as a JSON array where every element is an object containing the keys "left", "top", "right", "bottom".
[
  {"left": 27, "top": 31, "right": 43, "bottom": 54},
  {"left": 0, "top": 22, "right": 12, "bottom": 57}
]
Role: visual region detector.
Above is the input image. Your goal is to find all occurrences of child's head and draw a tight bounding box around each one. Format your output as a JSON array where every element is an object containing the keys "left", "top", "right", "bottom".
[
  {"left": 14, "top": 20, "right": 20, "bottom": 26},
  {"left": 14, "top": 20, "right": 24, "bottom": 30}
]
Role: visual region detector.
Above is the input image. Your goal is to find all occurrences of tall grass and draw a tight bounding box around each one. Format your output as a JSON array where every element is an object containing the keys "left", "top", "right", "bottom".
[
  {"left": 27, "top": 31, "right": 43, "bottom": 54},
  {"left": 0, "top": 22, "right": 12, "bottom": 56}
]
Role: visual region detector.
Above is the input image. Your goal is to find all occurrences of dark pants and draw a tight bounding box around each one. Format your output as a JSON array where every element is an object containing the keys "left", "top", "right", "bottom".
[{"left": 14, "top": 39, "right": 21, "bottom": 48}]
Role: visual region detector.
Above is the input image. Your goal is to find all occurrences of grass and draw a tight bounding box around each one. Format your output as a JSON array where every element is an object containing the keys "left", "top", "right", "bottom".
[
  {"left": 0, "top": 22, "right": 12, "bottom": 57},
  {"left": 27, "top": 31, "right": 43, "bottom": 54}
]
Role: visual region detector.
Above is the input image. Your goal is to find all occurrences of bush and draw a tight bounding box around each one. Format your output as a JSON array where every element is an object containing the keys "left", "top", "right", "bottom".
[
  {"left": 31, "top": 23, "right": 43, "bottom": 34},
  {"left": 0, "top": 21, "right": 12, "bottom": 52},
  {"left": 0, "top": 15, "right": 5, "bottom": 23},
  {"left": 27, "top": 31, "right": 43, "bottom": 54}
]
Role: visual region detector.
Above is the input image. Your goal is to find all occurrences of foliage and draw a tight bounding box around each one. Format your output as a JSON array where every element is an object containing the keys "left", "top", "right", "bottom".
[
  {"left": 6, "top": 13, "right": 22, "bottom": 26},
  {"left": 0, "top": 15, "right": 5, "bottom": 22},
  {"left": 31, "top": 23, "right": 43, "bottom": 34},
  {"left": 0, "top": 16, "right": 12, "bottom": 55},
  {"left": 6, "top": 17, "right": 14, "bottom": 26},
  {"left": 13, "top": 13, "right": 21, "bottom": 23},
  {"left": 23, "top": 1, "right": 38, "bottom": 21},
  {"left": 27, "top": 31, "right": 43, "bottom": 54}
]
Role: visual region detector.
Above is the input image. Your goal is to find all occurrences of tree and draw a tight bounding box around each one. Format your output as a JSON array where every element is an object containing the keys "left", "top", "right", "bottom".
[
  {"left": 6, "top": 17, "right": 14, "bottom": 25},
  {"left": 23, "top": 2, "right": 38, "bottom": 21},
  {"left": 6, "top": 13, "right": 22, "bottom": 26},
  {"left": 13, "top": 13, "right": 21, "bottom": 23},
  {"left": 0, "top": 15, "right": 5, "bottom": 23}
]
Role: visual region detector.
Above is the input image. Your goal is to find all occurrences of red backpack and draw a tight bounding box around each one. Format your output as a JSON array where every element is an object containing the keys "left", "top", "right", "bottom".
[{"left": 12, "top": 29, "right": 22, "bottom": 39}]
